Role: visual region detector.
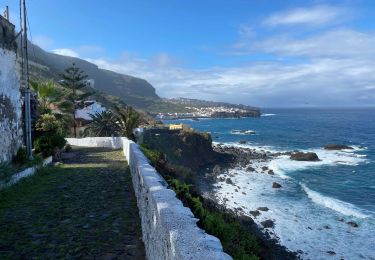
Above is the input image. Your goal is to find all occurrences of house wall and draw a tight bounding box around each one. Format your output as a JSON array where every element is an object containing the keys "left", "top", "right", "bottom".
[{"left": 0, "top": 27, "right": 23, "bottom": 162}]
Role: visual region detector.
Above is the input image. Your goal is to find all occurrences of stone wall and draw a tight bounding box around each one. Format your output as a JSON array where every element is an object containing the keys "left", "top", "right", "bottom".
[
  {"left": 0, "top": 48, "right": 23, "bottom": 162},
  {"left": 66, "top": 137, "right": 232, "bottom": 260}
]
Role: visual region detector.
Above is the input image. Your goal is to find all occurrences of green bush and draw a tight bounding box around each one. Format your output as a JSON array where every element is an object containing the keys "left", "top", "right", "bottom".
[
  {"left": 34, "top": 114, "right": 66, "bottom": 156},
  {"left": 34, "top": 134, "right": 66, "bottom": 157},
  {"left": 142, "top": 146, "right": 261, "bottom": 259},
  {"left": 36, "top": 114, "right": 65, "bottom": 135},
  {"left": 168, "top": 178, "right": 261, "bottom": 260},
  {"left": 64, "top": 144, "right": 72, "bottom": 153},
  {"left": 13, "top": 147, "right": 28, "bottom": 164},
  {"left": 140, "top": 145, "right": 162, "bottom": 163}
]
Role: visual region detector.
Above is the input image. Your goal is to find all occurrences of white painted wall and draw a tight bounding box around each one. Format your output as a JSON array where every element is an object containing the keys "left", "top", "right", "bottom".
[
  {"left": 0, "top": 48, "right": 23, "bottom": 162},
  {"left": 66, "top": 137, "right": 232, "bottom": 260}
]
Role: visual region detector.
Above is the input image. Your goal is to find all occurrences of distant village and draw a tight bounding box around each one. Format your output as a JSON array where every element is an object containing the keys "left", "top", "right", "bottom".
[{"left": 156, "top": 106, "right": 259, "bottom": 120}]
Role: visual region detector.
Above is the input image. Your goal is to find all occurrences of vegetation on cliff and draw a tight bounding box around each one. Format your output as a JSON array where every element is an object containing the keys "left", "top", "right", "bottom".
[{"left": 141, "top": 146, "right": 261, "bottom": 260}]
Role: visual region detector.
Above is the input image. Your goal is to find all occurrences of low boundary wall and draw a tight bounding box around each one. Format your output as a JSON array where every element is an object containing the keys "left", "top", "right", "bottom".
[{"left": 66, "top": 137, "right": 231, "bottom": 260}]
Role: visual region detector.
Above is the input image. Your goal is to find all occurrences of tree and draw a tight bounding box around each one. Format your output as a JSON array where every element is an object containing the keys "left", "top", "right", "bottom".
[
  {"left": 60, "top": 63, "right": 92, "bottom": 137},
  {"left": 83, "top": 106, "right": 142, "bottom": 140},
  {"left": 30, "top": 80, "right": 63, "bottom": 114},
  {"left": 113, "top": 106, "right": 141, "bottom": 140},
  {"left": 84, "top": 111, "right": 119, "bottom": 137}
]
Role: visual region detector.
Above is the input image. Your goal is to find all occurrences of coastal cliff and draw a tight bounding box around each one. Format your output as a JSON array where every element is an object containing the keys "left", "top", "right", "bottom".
[{"left": 142, "top": 129, "right": 231, "bottom": 171}]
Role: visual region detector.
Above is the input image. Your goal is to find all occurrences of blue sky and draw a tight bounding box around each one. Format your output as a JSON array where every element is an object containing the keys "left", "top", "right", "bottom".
[{"left": 2, "top": 0, "right": 375, "bottom": 107}]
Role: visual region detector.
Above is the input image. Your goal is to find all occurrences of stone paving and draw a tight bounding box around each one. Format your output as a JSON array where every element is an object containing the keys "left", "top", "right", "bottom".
[{"left": 0, "top": 147, "right": 145, "bottom": 259}]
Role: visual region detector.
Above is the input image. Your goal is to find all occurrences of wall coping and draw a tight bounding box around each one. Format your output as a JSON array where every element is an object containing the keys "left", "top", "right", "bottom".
[{"left": 0, "top": 156, "right": 53, "bottom": 190}]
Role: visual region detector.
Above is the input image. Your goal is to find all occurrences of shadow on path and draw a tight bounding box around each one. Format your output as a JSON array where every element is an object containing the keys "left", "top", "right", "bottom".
[{"left": 0, "top": 146, "right": 145, "bottom": 259}]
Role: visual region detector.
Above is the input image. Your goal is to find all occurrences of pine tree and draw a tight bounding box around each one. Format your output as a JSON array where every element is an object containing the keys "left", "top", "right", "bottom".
[{"left": 60, "top": 63, "right": 91, "bottom": 137}]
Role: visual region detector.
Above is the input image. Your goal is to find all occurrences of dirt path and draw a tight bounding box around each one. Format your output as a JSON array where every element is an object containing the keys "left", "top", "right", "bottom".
[{"left": 0, "top": 147, "right": 145, "bottom": 259}]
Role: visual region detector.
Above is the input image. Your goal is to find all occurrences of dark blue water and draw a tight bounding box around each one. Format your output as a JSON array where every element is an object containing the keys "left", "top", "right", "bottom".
[
  {"left": 168, "top": 108, "right": 375, "bottom": 213},
  {"left": 165, "top": 108, "right": 375, "bottom": 258}
]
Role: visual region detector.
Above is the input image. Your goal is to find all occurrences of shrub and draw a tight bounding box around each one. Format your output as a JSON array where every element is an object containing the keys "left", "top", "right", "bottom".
[
  {"left": 167, "top": 176, "right": 261, "bottom": 259},
  {"left": 13, "top": 147, "right": 28, "bottom": 164},
  {"left": 36, "top": 114, "right": 64, "bottom": 135},
  {"left": 34, "top": 135, "right": 66, "bottom": 157},
  {"left": 64, "top": 144, "right": 72, "bottom": 153},
  {"left": 34, "top": 114, "right": 66, "bottom": 156}
]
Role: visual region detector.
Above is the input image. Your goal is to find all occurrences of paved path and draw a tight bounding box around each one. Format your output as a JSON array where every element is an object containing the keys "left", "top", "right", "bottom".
[{"left": 0, "top": 147, "right": 145, "bottom": 259}]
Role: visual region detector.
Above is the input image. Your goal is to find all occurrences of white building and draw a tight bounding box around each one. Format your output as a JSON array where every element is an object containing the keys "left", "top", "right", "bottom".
[{"left": 75, "top": 101, "right": 106, "bottom": 120}]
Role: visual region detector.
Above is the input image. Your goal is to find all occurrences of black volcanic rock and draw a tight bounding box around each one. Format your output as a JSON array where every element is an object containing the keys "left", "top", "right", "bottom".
[
  {"left": 290, "top": 152, "right": 320, "bottom": 161},
  {"left": 347, "top": 221, "right": 358, "bottom": 228},
  {"left": 261, "top": 219, "right": 274, "bottom": 228},
  {"left": 272, "top": 182, "right": 282, "bottom": 188},
  {"left": 324, "top": 144, "right": 353, "bottom": 150}
]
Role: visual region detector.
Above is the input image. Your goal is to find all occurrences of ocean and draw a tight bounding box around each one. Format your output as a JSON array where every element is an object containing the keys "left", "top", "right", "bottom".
[{"left": 164, "top": 108, "right": 375, "bottom": 259}]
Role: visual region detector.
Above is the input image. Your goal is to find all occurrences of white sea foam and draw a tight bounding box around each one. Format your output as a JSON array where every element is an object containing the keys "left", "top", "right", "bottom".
[
  {"left": 231, "top": 129, "right": 257, "bottom": 135},
  {"left": 214, "top": 167, "right": 375, "bottom": 259},
  {"left": 266, "top": 147, "right": 368, "bottom": 180},
  {"left": 261, "top": 113, "right": 276, "bottom": 117},
  {"left": 301, "top": 184, "right": 370, "bottom": 218}
]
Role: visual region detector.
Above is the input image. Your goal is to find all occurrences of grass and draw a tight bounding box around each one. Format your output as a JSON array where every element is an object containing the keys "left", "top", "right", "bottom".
[
  {"left": 0, "top": 155, "right": 43, "bottom": 184},
  {"left": 0, "top": 147, "right": 145, "bottom": 259}
]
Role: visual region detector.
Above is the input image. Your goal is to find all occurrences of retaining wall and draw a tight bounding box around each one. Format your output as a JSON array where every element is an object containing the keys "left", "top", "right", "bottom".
[{"left": 66, "top": 137, "right": 231, "bottom": 260}]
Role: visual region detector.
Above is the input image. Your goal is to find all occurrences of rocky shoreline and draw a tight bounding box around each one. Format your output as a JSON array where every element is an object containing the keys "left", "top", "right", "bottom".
[
  {"left": 197, "top": 144, "right": 300, "bottom": 259},
  {"left": 199, "top": 142, "right": 357, "bottom": 259}
]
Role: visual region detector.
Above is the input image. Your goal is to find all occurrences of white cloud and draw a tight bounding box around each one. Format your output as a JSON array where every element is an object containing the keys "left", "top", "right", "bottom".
[
  {"left": 77, "top": 45, "right": 104, "bottom": 57},
  {"left": 52, "top": 48, "right": 80, "bottom": 58},
  {"left": 264, "top": 5, "right": 346, "bottom": 27},
  {"left": 236, "top": 28, "right": 375, "bottom": 59},
  {"left": 33, "top": 35, "right": 54, "bottom": 49},
  {"left": 85, "top": 49, "right": 375, "bottom": 107}
]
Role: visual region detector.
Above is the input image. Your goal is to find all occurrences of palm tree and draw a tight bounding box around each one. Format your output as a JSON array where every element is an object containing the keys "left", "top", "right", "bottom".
[
  {"left": 84, "top": 111, "right": 119, "bottom": 137},
  {"left": 30, "top": 80, "right": 63, "bottom": 114},
  {"left": 113, "top": 106, "right": 141, "bottom": 140}
]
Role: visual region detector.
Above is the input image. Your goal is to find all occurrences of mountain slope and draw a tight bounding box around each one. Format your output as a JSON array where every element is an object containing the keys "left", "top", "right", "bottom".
[
  {"left": 25, "top": 42, "right": 160, "bottom": 109},
  {"left": 23, "top": 42, "right": 260, "bottom": 115}
]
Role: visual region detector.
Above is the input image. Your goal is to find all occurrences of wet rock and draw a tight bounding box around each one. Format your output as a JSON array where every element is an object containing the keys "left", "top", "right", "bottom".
[
  {"left": 347, "top": 221, "right": 358, "bottom": 227},
  {"left": 246, "top": 166, "right": 255, "bottom": 172},
  {"left": 268, "top": 170, "right": 274, "bottom": 175},
  {"left": 249, "top": 210, "right": 261, "bottom": 217},
  {"left": 324, "top": 225, "right": 331, "bottom": 229},
  {"left": 257, "top": 207, "right": 269, "bottom": 211},
  {"left": 261, "top": 219, "right": 274, "bottom": 228},
  {"left": 327, "top": 251, "right": 336, "bottom": 255},
  {"left": 272, "top": 182, "right": 282, "bottom": 188},
  {"left": 324, "top": 144, "right": 353, "bottom": 150},
  {"left": 290, "top": 152, "right": 320, "bottom": 161},
  {"left": 212, "top": 165, "right": 222, "bottom": 176},
  {"left": 262, "top": 166, "right": 268, "bottom": 171},
  {"left": 225, "top": 178, "right": 234, "bottom": 185}
]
